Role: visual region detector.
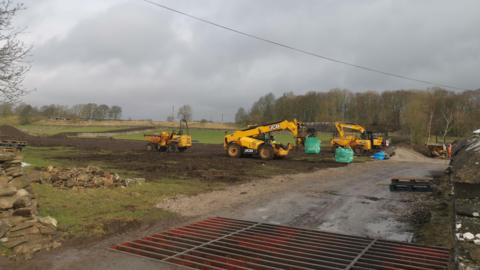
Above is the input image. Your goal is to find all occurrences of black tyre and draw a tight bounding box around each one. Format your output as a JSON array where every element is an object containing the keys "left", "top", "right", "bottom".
[
  {"left": 227, "top": 143, "right": 242, "bottom": 158},
  {"left": 168, "top": 144, "right": 178, "bottom": 152},
  {"left": 354, "top": 147, "right": 364, "bottom": 156},
  {"left": 178, "top": 147, "right": 187, "bottom": 152},
  {"left": 146, "top": 143, "right": 155, "bottom": 151},
  {"left": 259, "top": 144, "right": 274, "bottom": 160}
]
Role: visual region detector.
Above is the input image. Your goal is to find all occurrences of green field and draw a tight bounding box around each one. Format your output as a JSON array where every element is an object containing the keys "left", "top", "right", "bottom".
[
  {"left": 17, "top": 124, "right": 130, "bottom": 136},
  {"left": 22, "top": 147, "right": 81, "bottom": 168},
  {"left": 115, "top": 128, "right": 333, "bottom": 146},
  {"left": 115, "top": 128, "right": 227, "bottom": 144}
]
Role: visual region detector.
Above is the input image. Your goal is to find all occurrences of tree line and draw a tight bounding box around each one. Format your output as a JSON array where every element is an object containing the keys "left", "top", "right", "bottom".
[
  {"left": 0, "top": 103, "right": 123, "bottom": 124},
  {"left": 235, "top": 88, "right": 480, "bottom": 144}
]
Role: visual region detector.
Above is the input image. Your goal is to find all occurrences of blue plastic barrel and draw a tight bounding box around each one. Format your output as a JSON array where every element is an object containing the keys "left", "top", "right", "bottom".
[{"left": 372, "top": 151, "right": 386, "bottom": 160}]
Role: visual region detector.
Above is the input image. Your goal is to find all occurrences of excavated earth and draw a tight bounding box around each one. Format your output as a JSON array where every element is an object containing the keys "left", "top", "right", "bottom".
[{"left": 0, "top": 125, "right": 344, "bottom": 182}]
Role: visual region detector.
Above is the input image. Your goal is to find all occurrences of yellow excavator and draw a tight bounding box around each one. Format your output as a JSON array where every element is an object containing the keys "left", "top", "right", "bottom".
[
  {"left": 144, "top": 119, "right": 192, "bottom": 152},
  {"left": 330, "top": 122, "right": 388, "bottom": 154},
  {"left": 224, "top": 119, "right": 305, "bottom": 160}
]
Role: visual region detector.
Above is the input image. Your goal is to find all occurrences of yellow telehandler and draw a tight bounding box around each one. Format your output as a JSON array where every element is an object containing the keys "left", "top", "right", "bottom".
[
  {"left": 144, "top": 119, "right": 192, "bottom": 152},
  {"left": 224, "top": 119, "right": 306, "bottom": 160}
]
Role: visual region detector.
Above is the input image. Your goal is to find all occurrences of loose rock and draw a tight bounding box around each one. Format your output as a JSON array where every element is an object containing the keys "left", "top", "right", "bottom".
[
  {"left": 39, "top": 165, "right": 132, "bottom": 188},
  {"left": 463, "top": 232, "right": 475, "bottom": 241}
]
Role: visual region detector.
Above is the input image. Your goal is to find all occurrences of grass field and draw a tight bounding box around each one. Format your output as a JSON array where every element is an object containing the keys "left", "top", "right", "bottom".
[
  {"left": 17, "top": 124, "right": 129, "bottom": 136},
  {"left": 22, "top": 147, "right": 81, "bottom": 168},
  {"left": 115, "top": 128, "right": 333, "bottom": 146}
]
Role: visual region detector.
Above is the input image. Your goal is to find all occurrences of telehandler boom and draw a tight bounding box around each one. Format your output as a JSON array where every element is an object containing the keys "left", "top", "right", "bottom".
[{"left": 224, "top": 119, "right": 305, "bottom": 160}]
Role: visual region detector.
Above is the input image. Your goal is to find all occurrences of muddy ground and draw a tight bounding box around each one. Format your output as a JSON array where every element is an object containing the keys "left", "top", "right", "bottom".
[
  {"left": 0, "top": 125, "right": 345, "bottom": 181},
  {"left": 0, "top": 125, "right": 147, "bottom": 151},
  {"left": 57, "top": 145, "right": 345, "bottom": 182}
]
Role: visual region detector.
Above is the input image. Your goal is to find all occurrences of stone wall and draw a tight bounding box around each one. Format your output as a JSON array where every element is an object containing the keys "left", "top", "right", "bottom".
[{"left": 0, "top": 151, "right": 60, "bottom": 259}]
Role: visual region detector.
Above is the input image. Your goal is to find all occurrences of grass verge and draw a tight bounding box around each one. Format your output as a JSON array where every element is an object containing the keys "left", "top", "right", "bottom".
[
  {"left": 22, "top": 147, "right": 82, "bottom": 168},
  {"left": 32, "top": 179, "right": 223, "bottom": 238}
]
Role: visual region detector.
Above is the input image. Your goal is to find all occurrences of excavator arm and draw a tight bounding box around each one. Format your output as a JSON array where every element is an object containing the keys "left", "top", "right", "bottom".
[{"left": 335, "top": 122, "right": 366, "bottom": 138}]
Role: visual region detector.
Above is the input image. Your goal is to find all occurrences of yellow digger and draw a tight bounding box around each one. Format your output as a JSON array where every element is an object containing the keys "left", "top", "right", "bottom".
[
  {"left": 224, "top": 119, "right": 306, "bottom": 160},
  {"left": 144, "top": 119, "right": 192, "bottom": 152},
  {"left": 330, "top": 122, "right": 388, "bottom": 154}
]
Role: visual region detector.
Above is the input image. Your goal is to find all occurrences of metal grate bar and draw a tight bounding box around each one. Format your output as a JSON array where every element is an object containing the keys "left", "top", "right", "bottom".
[
  {"left": 345, "top": 239, "right": 377, "bottom": 269},
  {"left": 111, "top": 217, "right": 450, "bottom": 270}
]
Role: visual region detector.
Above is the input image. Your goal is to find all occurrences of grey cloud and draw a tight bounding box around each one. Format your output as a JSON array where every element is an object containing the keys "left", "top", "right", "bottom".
[{"left": 22, "top": 0, "right": 480, "bottom": 120}]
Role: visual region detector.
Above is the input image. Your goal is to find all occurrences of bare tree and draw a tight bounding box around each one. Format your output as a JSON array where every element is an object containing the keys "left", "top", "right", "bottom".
[
  {"left": 177, "top": 105, "right": 192, "bottom": 121},
  {"left": 0, "top": 1, "right": 30, "bottom": 102}
]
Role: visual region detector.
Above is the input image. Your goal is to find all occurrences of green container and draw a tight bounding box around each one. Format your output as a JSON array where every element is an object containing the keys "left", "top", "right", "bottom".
[
  {"left": 304, "top": 136, "right": 321, "bottom": 154},
  {"left": 335, "top": 147, "right": 354, "bottom": 163}
]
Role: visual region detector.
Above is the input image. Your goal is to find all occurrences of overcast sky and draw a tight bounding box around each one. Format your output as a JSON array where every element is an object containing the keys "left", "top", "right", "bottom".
[{"left": 14, "top": 0, "right": 480, "bottom": 121}]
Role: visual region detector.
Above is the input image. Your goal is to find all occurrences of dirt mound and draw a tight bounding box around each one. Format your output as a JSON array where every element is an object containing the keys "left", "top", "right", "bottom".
[
  {"left": 389, "top": 147, "right": 437, "bottom": 162},
  {"left": 451, "top": 135, "right": 480, "bottom": 184},
  {"left": 0, "top": 125, "right": 31, "bottom": 140}
]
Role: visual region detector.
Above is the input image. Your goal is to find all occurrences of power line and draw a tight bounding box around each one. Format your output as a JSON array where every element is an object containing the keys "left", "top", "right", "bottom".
[{"left": 142, "top": 0, "right": 469, "bottom": 91}]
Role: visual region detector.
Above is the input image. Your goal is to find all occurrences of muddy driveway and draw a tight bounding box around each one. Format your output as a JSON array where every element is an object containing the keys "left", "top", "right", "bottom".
[
  {"left": 4, "top": 152, "right": 448, "bottom": 270},
  {"left": 159, "top": 155, "right": 448, "bottom": 242}
]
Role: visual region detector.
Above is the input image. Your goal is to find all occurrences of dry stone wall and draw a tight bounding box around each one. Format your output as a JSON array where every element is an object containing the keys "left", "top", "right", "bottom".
[{"left": 0, "top": 151, "right": 60, "bottom": 259}]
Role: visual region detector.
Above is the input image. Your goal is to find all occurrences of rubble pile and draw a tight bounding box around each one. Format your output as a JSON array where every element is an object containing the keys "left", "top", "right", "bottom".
[
  {"left": 39, "top": 165, "right": 144, "bottom": 189},
  {"left": 451, "top": 135, "right": 480, "bottom": 184},
  {"left": 450, "top": 134, "right": 480, "bottom": 269},
  {"left": 0, "top": 151, "right": 60, "bottom": 259}
]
